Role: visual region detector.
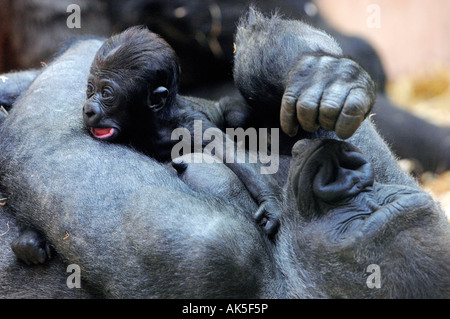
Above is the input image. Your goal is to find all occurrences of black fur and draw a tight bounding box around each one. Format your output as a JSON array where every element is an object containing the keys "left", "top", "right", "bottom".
[
  {"left": 0, "top": 10, "right": 448, "bottom": 299},
  {"left": 83, "top": 26, "right": 281, "bottom": 235}
]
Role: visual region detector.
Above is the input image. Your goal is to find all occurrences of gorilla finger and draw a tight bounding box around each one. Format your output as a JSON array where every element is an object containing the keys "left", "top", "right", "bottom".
[
  {"left": 264, "top": 219, "right": 280, "bottom": 238},
  {"left": 36, "top": 248, "right": 48, "bottom": 264},
  {"left": 26, "top": 249, "right": 42, "bottom": 265},
  {"left": 254, "top": 204, "right": 266, "bottom": 223},
  {"left": 296, "top": 88, "right": 322, "bottom": 132},
  {"left": 280, "top": 92, "right": 299, "bottom": 137},
  {"left": 335, "top": 112, "right": 363, "bottom": 139},
  {"left": 318, "top": 88, "right": 346, "bottom": 131},
  {"left": 334, "top": 88, "right": 372, "bottom": 139},
  {"left": 343, "top": 87, "right": 373, "bottom": 118},
  {"left": 297, "top": 100, "right": 320, "bottom": 133},
  {"left": 45, "top": 242, "right": 52, "bottom": 259}
]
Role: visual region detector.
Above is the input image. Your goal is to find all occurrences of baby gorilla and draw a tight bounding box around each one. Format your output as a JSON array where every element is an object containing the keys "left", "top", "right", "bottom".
[
  {"left": 83, "top": 27, "right": 180, "bottom": 152},
  {"left": 82, "top": 26, "right": 280, "bottom": 235}
]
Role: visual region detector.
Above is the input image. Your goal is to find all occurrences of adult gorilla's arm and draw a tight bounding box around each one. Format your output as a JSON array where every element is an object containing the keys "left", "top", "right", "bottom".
[{"left": 233, "top": 9, "right": 418, "bottom": 188}]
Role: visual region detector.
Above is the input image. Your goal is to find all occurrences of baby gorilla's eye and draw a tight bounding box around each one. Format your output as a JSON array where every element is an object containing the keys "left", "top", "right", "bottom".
[
  {"left": 86, "top": 82, "right": 95, "bottom": 97},
  {"left": 102, "top": 87, "right": 114, "bottom": 100}
]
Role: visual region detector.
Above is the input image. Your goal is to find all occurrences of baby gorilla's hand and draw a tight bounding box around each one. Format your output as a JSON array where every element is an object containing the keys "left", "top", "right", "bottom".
[
  {"left": 254, "top": 197, "right": 281, "bottom": 240},
  {"left": 11, "top": 230, "right": 52, "bottom": 265},
  {"left": 280, "top": 55, "right": 376, "bottom": 139}
]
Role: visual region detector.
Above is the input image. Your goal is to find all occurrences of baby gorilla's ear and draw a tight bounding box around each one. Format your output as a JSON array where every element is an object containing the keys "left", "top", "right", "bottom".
[
  {"left": 147, "top": 86, "right": 169, "bottom": 112},
  {"left": 313, "top": 143, "right": 374, "bottom": 204}
]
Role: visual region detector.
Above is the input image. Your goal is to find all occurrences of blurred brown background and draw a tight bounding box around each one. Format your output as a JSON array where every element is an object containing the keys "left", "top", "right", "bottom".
[{"left": 316, "top": 0, "right": 450, "bottom": 80}]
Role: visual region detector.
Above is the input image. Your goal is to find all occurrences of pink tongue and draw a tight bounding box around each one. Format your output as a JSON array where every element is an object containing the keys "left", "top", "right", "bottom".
[{"left": 91, "top": 127, "right": 114, "bottom": 138}]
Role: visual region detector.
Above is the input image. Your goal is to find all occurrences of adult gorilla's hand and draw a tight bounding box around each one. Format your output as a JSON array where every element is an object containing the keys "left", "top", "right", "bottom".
[{"left": 280, "top": 55, "right": 376, "bottom": 139}]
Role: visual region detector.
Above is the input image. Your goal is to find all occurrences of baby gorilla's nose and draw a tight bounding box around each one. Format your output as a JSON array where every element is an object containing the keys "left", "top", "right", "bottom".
[{"left": 83, "top": 102, "right": 101, "bottom": 125}]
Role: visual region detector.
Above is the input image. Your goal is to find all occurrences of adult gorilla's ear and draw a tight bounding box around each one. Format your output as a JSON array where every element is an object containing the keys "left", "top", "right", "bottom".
[
  {"left": 313, "top": 144, "right": 374, "bottom": 204},
  {"left": 147, "top": 86, "right": 169, "bottom": 112}
]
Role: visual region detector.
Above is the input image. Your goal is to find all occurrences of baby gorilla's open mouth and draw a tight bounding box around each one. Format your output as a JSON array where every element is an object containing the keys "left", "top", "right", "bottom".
[{"left": 90, "top": 127, "right": 115, "bottom": 139}]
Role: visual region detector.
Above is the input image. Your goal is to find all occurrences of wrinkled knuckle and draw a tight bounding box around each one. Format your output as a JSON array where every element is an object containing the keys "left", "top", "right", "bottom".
[
  {"left": 344, "top": 99, "right": 366, "bottom": 116},
  {"left": 291, "top": 55, "right": 322, "bottom": 80},
  {"left": 292, "top": 68, "right": 313, "bottom": 80},
  {"left": 320, "top": 55, "right": 339, "bottom": 67},
  {"left": 339, "top": 59, "right": 361, "bottom": 81},
  {"left": 320, "top": 99, "right": 342, "bottom": 115},
  {"left": 297, "top": 98, "right": 318, "bottom": 112},
  {"left": 340, "top": 57, "right": 359, "bottom": 69},
  {"left": 299, "top": 55, "right": 319, "bottom": 70},
  {"left": 282, "top": 92, "right": 297, "bottom": 106}
]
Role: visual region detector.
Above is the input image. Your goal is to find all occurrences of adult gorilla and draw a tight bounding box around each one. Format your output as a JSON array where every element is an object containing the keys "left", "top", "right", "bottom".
[
  {"left": 1, "top": 0, "right": 449, "bottom": 172},
  {"left": 0, "top": 10, "right": 448, "bottom": 298},
  {"left": 0, "top": 36, "right": 275, "bottom": 298}
]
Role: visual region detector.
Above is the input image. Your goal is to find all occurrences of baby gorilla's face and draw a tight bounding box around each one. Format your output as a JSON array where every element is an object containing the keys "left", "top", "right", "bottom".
[
  {"left": 82, "top": 72, "right": 124, "bottom": 142},
  {"left": 82, "top": 26, "right": 179, "bottom": 146}
]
